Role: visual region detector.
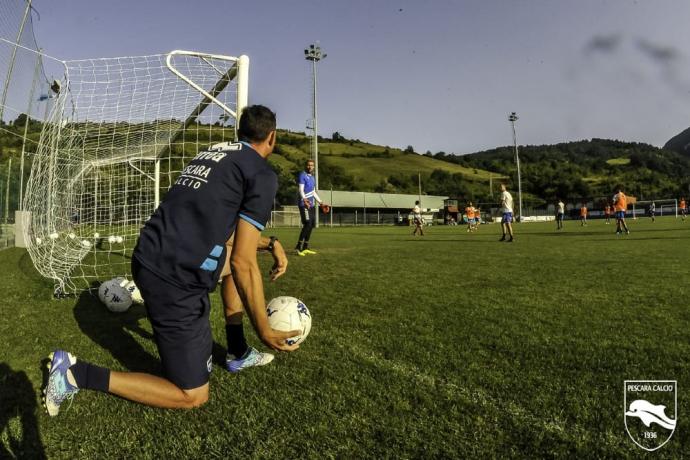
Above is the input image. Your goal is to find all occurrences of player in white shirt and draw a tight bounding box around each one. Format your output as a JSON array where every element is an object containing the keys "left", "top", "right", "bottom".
[
  {"left": 556, "top": 199, "right": 565, "bottom": 230},
  {"left": 412, "top": 201, "right": 424, "bottom": 236},
  {"left": 499, "top": 184, "right": 514, "bottom": 242}
]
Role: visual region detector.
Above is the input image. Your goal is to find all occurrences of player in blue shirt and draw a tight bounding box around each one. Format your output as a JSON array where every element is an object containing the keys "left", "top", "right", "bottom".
[
  {"left": 295, "top": 159, "right": 325, "bottom": 256},
  {"left": 43, "top": 106, "right": 300, "bottom": 415}
]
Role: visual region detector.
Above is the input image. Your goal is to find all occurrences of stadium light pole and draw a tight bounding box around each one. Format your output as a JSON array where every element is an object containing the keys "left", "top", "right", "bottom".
[
  {"left": 305, "top": 42, "right": 326, "bottom": 227},
  {"left": 509, "top": 112, "right": 523, "bottom": 222}
]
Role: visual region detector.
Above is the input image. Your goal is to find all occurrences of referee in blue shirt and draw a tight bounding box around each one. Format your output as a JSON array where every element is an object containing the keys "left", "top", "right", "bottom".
[
  {"left": 43, "top": 106, "right": 300, "bottom": 415},
  {"left": 295, "top": 159, "right": 325, "bottom": 256}
]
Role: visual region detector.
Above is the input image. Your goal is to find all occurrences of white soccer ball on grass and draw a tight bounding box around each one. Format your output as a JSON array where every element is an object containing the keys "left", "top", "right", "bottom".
[
  {"left": 266, "top": 296, "right": 312, "bottom": 345},
  {"left": 98, "top": 277, "right": 132, "bottom": 313}
]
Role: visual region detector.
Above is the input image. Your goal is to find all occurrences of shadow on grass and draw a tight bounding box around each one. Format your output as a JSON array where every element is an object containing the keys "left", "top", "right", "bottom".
[
  {"left": 74, "top": 285, "right": 228, "bottom": 373},
  {"left": 17, "top": 251, "right": 53, "bottom": 290},
  {"left": 73, "top": 287, "right": 161, "bottom": 374},
  {"left": 615, "top": 236, "right": 689, "bottom": 242},
  {"left": 530, "top": 226, "right": 690, "bottom": 237},
  {"left": 0, "top": 363, "right": 46, "bottom": 459}
]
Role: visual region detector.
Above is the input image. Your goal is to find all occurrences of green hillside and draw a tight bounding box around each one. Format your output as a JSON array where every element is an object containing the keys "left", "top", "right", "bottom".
[
  {"left": 431, "top": 138, "right": 690, "bottom": 205},
  {"left": 267, "top": 130, "right": 502, "bottom": 204},
  {"left": 0, "top": 119, "right": 503, "bottom": 213}
]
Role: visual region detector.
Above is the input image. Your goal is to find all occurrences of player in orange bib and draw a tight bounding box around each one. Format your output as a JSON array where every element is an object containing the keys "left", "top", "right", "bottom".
[
  {"left": 604, "top": 204, "right": 611, "bottom": 224},
  {"left": 465, "top": 202, "right": 476, "bottom": 232},
  {"left": 613, "top": 188, "right": 630, "bottom": 235},
  {"left": 680, "top": 198, "right": 687, "bottom": 222},
  {"left": 579, "top": 205, "right": 587, "bottom": 226}
]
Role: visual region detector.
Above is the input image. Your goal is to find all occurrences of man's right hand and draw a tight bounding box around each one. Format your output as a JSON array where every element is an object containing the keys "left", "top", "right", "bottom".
[
  {"left": 260, "top": 327, "right": 301, "bottom": 352},
  {"left": 303, "top": 198, "right": 311, "bottom": 208}
]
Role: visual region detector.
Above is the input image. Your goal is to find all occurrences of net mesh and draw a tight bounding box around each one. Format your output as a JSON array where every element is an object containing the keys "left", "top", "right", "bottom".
[
  {"left": 23, "top": 51, "right": 245, "bottom": 295},
  {"left": 0, "top": 1, "right": 56, "bottom": 223}
]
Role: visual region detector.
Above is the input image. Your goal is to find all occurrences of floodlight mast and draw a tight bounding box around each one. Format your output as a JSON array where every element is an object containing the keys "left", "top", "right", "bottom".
[
  {"left": 509, "top": 112, "right": 523, "bottom": 222},
  {"left": 304, "top": 42, "right": 326, "bottom": 226}
]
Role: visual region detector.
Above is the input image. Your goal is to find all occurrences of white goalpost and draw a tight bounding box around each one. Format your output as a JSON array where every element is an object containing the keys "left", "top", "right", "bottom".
[
  {"left": 22, "top": 50, "right": 249, "bottom": 295},
  {"left": 632, "top": 199, "right": 677, "bottom": 219},
  {"left": 269, "top": 210, "right": 303, "bottom": 228}
]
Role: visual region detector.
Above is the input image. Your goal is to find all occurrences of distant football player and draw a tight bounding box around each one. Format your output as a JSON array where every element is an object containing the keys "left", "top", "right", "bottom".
[
  {"left": 465, "top": 202, "right": 476, "bottom": 232},
  {"left": 604, "top": 204, "right": 611, "bottom": 224},
  {"left": 648, "top": 201, "right": 656, "bottom": 223},
  {"left": 680, "top": 198, "right": 687, "bottom": 222},
  {"left": 556, "top": 199, "right": 565, "bottom": 230},
  {"left": 295, "top": 159, "right": 327, "bottom": 256},
  {"left": 613, "top": 188, "right": 630, "bottom": 235},
  {"left": 499, "top": 183, "right": 514, "bottom": 242},
  {"left": 579, "top": 204, "right": 587, "bottom": 226},
  {"left": 412, "top": 200, "right": 424, "bottom": 236}
]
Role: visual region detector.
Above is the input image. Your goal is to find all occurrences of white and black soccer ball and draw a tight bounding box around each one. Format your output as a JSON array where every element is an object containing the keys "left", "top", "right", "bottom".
[
  {"left": 98, "top": 277, "right": 132, "bottom": 313},
  {"left": 266, "top": 296, "right": 312, "bottom": 345}
]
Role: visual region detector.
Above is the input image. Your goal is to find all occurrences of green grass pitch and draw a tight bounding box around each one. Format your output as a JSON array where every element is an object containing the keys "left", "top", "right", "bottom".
[{"left": 0, "top": 217, "right": 689, "bottom": 457}]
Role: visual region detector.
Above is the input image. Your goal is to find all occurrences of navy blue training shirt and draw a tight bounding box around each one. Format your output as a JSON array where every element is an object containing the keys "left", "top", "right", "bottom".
[{"left": 133, "top": 142, "right": 277, "bottom": 290}]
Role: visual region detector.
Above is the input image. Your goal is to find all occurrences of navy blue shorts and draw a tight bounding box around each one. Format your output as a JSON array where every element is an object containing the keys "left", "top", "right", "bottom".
[
  {"left": 502, "top": 212, "right": 513, "bottom": 224},
  {"left": 615, "top": 211, "right": 625, "bottom": 219},
  {"left": 299, "top": 205, "right": 317, "bottom": 229},
  {"left": 132, "top": 258, "right": 212, "bottom": 390}
]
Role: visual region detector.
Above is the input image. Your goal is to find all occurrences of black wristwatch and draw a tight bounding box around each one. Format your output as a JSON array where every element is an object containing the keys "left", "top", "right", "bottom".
[{"left": 267, "top": 236, "right": 278, "bottom": 252}]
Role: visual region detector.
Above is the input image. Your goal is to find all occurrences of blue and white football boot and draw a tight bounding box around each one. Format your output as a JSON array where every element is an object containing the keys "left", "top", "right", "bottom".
[
  {"left": 226, "top": 347, "right": 274, "bottom": 373},
  {"left": 43, "top": 350, "right": 79, "bottom": 416}
]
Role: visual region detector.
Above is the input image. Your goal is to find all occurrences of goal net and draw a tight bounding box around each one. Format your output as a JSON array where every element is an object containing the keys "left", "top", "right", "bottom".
[
  {"left": 631, "top": 199, "right": 677, "bottom": 219},
  {"left": 269, "top": 210, "right": 302, "bottom": 228},
  {"left": 0, "top": 0, "right": 58, "bottom": 222},
  {"left": 23, "top": 50, "right": 248, "bottom": 295}
]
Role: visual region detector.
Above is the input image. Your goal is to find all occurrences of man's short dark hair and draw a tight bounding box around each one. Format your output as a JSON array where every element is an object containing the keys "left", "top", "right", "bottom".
[{"left": 238, "top": 105, "right": 276, "bottom": 143}]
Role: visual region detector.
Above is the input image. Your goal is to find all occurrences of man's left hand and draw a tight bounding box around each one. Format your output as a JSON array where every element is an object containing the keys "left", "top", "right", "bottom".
[{"left": 269, "top": 240, "right": 288, "bottom": 281}]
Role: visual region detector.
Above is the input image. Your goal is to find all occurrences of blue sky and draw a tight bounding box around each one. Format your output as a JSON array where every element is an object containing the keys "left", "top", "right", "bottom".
[{"left": 29, "top": 0, "right": 690, "bottom": 154}]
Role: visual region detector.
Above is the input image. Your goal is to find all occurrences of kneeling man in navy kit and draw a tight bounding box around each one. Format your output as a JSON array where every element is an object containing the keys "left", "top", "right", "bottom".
[{"left": 43, "top": 105, "right": 298, "bottom": 415}]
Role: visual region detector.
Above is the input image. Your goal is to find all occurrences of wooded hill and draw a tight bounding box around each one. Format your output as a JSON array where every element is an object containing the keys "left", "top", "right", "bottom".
[
  {"left": 430, "top": 138, "right": 690, "bottom": 205},
  {"left": 2, "top": 116, "right": 688, "bottom": 209}
]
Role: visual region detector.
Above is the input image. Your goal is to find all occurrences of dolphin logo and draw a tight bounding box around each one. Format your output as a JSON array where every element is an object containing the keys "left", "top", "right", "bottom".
[{"left": 625, "top": 399, "right": 676, "bottom": 430}]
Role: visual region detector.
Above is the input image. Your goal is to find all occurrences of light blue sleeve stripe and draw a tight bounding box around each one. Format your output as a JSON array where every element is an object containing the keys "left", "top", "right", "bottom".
[
  {"left": 209, "top": 245, "right": 223, "bottom": 258},
  {"left": 200, "top": 258, "right": 218, "bottom": 272},
  {"left": 239, "top": 213, "right": 265, "bottom": 231}
]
